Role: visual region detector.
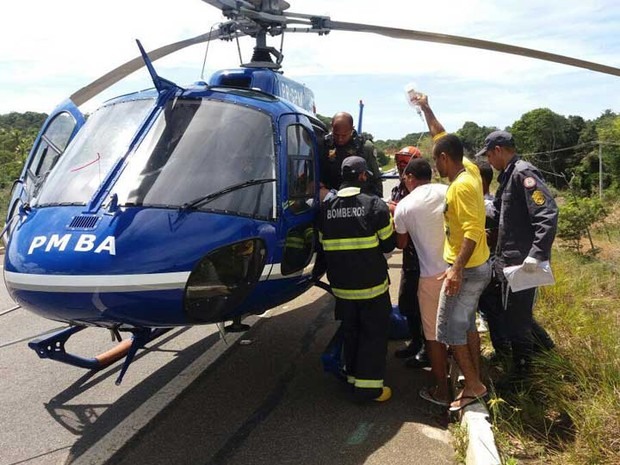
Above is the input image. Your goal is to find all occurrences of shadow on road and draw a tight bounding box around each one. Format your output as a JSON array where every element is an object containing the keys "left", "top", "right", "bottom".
[
  {"left": 62, "top": 290, "right": 454, "bottom": 465},
  {"left": 43, "top": 326, "right": 220, "bottom": 460}
]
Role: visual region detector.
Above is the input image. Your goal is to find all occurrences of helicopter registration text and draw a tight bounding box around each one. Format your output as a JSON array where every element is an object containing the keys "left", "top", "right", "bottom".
[{"left": 28, "top": 234, "right": 116, "bottom": 255}]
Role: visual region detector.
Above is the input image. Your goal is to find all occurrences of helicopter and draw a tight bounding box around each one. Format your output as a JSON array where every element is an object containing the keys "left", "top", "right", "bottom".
[{"left": 3, "top": 0, "right": 620, "bottom": 385}]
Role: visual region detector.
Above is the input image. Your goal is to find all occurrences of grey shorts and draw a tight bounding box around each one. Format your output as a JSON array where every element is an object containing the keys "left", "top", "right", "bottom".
[{"left": 436, "top": 261, "right": 491, "bottom": 345}]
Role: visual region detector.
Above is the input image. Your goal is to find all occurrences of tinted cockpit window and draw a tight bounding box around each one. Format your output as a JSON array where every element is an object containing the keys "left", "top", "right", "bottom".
[
  {"left": 112, "top": 99, "right": 276, "bottom": 219},
  {"left": 35, "top": 98, "right": 154, "bottom": 206}
]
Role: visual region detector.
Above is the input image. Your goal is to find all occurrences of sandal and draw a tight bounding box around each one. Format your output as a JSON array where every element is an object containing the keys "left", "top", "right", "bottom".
[
  {"left": 448, "top": 390, "right": 488, "bottom": 412},
  {"left": 419, "top": 386, "right": 450, "bottom": 407}
]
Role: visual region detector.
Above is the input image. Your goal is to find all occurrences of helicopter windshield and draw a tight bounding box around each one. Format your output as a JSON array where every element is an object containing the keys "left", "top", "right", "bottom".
[
  {"left": 35, "top": 98, "right": 155, "bottom": 206},
  {"left": 111, "top": 98, "right": 276, "bottom": 219}
]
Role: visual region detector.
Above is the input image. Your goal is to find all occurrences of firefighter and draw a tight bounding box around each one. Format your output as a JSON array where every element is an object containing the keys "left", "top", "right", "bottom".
[{"left": 319, "top": 156, "right": 395, "bottom": 402}]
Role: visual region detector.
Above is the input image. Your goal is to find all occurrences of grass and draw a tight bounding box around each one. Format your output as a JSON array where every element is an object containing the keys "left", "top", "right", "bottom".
[
  {"left": 449, "top": 422, "right": 468, "bottom": 464},
  {"left": 487, "top": 228, "right": 620, "bottom": 464}
]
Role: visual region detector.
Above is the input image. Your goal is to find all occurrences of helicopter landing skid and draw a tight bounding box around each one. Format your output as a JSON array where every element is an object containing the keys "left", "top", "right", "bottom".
[{"left": 28, "top": 326, "right": 172, "bottom": 385}]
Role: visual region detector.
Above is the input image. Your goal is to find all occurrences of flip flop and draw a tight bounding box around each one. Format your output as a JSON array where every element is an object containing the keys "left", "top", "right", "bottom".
[
  {"left": 448, "top": 391, "right": 488, "bottom": 412},
  {"left": 419, "top": 386, "right": 450, "bottom": 407}
]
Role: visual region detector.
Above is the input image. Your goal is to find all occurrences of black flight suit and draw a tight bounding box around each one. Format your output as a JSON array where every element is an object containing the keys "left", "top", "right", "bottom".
[
  {"left": 390, "top": 182, "right": 424, "bottom": 354},
  {"left": 320, "top": 131, "right": 383, "bottom": 197},
  {"left": 492, "top": 156, "right": 558, "bottom": 372},
  {"left": 319, "top": 184, "right": 395, "bottom": 400}
]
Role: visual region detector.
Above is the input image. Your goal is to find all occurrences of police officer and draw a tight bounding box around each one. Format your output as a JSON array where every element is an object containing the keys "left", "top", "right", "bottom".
[
  {"left": 476, "top": 130, "right": 558, "bottom": 377},
  {"left": 387, "top": 146, "right": 429, "bottom": 368},
  {"left": 319, "top": 156, "right": 395, "bottom": 402},
  {"left": 320, "top": 112, "right": 383, "bottom": 197}
]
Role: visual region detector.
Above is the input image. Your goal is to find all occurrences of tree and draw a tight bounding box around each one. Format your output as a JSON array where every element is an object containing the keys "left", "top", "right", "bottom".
[
  {"left": 597, "top": 115, "right": 620, "bottom": 191},
  {"left": 557, "top": 197, "right": 607, "bottom": 254},
  {"left": 510, "top": 108, "right": 581, "bottom": 187},
  {"left": 456, "top": 122, "right": 497, "bottom": 156}
]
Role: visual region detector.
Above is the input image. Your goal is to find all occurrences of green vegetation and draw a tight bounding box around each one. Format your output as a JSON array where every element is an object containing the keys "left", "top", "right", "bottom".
[
  {"left": 557, "top": 197, "right": 608, "bottom": 254},
  {"left": 487, "top": 209, "right": 620, "bottom": 464},
  {"left": 0, "top": 112, "right": 47, "bottom": 220},
  {"left": 448, "top": 422, "right": 468, "bottom": 464}
]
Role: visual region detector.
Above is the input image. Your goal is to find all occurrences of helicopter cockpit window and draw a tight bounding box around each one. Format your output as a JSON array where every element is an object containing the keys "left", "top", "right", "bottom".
[
  {"left": 35, "top": 99, "right": 155, "bottom": 206},
  {"left": 112, "top": 99, "right": 276, "bottom": 219},
  {"left": 285, "top": 124, "right": 315, "bottom": 215},
  {"left": 24, "top": 112, "right": 76, "bottom": 199},
  {"left": 281, "top": 124, "right": 316, "bottom": 275}
]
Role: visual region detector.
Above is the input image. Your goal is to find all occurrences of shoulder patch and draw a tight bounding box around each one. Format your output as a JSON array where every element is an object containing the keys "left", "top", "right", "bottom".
[
  {"left": 523, "top": 176, "right": 536, "bottom": 189},
  {"left": 531, "top": 190, "right": 545, "bottom": 206}
]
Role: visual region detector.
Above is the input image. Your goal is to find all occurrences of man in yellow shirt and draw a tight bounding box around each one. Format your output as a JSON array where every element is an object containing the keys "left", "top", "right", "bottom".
[{"left": 414, "top": 94, "right": 491, "bottom": 412}]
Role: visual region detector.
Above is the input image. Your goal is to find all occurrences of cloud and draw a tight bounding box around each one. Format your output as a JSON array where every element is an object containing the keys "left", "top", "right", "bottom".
[{"left": 0, "top": 0, "right": 618, "bottom": 139}]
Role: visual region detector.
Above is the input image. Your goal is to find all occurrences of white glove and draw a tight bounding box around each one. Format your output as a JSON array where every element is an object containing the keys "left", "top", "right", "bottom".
[{"left": 522, "top": 256, "right": 540, "bottom": 273}]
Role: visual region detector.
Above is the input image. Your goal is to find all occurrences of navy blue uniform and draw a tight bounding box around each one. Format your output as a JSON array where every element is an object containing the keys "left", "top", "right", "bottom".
[{"left": 492, "top": 157, "right": 558, "bottom": 371}]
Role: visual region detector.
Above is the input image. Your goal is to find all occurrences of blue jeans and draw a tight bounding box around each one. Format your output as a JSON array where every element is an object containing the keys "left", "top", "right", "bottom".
[{"left": 436, "top": 261, "right": 491, "bottom": 345}]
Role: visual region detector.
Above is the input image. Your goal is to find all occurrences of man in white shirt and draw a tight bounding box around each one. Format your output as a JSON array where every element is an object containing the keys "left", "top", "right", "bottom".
[{"left": 394, "top": 157, "right": 450, "bottom": 406}]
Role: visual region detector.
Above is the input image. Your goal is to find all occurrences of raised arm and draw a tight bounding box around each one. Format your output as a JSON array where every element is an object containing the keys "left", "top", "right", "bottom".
[{"left": 412, "top": 94, "right": 446, "bottom": 139}]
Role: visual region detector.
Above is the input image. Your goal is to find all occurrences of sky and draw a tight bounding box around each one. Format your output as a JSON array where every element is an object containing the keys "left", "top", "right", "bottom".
[{"left": 1, "top": 0, "right": 619, "bottom": 140}]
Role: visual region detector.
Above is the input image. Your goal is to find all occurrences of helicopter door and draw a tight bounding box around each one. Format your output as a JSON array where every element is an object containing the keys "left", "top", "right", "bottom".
[
  {"left": 278, "top": 117, "right": 320, "bottom": 276},
  {"left": 5, "top": 100, "right": 84, "bottom": 225}
]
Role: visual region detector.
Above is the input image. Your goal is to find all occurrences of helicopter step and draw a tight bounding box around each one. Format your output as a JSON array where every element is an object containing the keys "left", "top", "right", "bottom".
[{"left": 28, "top": 325, "right": 173, "bottom": 385}]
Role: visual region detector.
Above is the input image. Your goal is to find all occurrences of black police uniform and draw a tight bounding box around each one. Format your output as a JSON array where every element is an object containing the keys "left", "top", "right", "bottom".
[
  {"left": 320, "top": 130, "right": 383, "bottom": 197},
  {"left": 492, "top": 156, "right": 558, "bottom": 371},
  {"left": 479, "top": 195, "right": 554, "bottom": 359},
  {"left": 390, "top": 182, "right": 425, "bottom": 358},
  {"left": 319, "top": 184, "right": 395, "bottom": 400}
]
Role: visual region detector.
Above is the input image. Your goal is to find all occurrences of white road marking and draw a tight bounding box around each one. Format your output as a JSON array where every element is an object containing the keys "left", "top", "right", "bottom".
[{"left": 71, "top": 315, "right": 260, "bottom": 465}]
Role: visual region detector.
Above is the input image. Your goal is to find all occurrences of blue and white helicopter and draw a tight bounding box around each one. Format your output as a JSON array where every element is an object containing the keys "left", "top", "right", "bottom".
[{"left": 3, "top": 0, "right": 619, "bottom": 384}]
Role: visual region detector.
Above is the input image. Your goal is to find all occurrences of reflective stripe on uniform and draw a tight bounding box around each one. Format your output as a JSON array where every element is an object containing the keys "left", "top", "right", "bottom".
[
  {"left": 377, "top": 221, "right": 394, "bottom": 240},
  {"left": 347, "top": 375, "right": 356, "bottom": 384},
  {"left": 354, "top": 378, "right": 384, "bottom": 389},
  {"left": 285, "top": 237, "right": 306, "bottom": 249},
  {"left": 337, "top": 187, "right": 361, "bottom": 197},
  {"left": 321, "top": 235, "right": 379, "bottom": 251},
  {"left": 331, "top": 278, "right": 389, "bottom": 300}
]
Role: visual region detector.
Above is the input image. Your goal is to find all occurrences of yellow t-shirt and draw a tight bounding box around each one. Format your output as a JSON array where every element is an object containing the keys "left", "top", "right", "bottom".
[{"left": 443, "top": 158, "right": 490, "bottom": 267}]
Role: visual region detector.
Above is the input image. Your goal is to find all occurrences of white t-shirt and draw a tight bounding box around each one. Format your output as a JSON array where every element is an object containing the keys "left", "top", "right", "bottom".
[{"left": 394, "top": 183, "right": 448, "bottom": 277}]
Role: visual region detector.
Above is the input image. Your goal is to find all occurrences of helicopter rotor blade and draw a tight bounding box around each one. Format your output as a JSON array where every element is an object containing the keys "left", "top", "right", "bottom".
[
  {"left": 70, "top": 28, "right": 242, "bottom": 107},
  {"left": 326, "top": 20, "right": 620, "bottom": 78}
]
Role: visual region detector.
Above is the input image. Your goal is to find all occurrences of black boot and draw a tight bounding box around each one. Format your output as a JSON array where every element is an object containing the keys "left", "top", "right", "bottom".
[
  {"left": 532, "top": 320, "right": 555, "bottom": 352},
  {"left": 395, "top": 310, "right": 423, "bottom": 360},
  {"left": 395, "top": 342, "right": 421, "bottom": 359},
  {"left": 405, "top": 346, "right": 430, "bottom": 369}
]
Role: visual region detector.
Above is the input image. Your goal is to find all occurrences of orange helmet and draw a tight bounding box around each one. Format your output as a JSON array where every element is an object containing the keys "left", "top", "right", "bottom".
[{"left": 395, "top": 146, "right": 422, "bottom": 158}]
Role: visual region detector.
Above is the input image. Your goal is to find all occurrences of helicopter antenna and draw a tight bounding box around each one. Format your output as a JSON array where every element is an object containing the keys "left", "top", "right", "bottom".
[
  {"left": 279, "top": 27, "right": 285, "bottom": 59},
  {"left": 235, "top": 34, "right": 244, "bottom": 65},
  {"left": 200, "top": 23, "right": 219, "bottom": 80},
  {"left": 136, "top": 40, "right": 183, "bottom": 94}
]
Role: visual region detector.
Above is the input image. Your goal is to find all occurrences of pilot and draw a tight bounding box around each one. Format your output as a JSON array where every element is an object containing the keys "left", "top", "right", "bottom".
[
  {"left": 320, "top": 112, "right": 383, "bottom": 198},
  {"left": 319, "top": 156, "right": 395, "bottom": 403},
  {"left": 475, "top": 130, "right": 558, "bottom": 380},
  {"left": 387, "top": 146, "right": 429, "bottom": 368}
]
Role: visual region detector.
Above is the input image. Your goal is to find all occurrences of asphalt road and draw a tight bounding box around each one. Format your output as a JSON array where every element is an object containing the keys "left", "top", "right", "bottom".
[{"left": 1, "top": 188, "right": 456, "bottom": 465}]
